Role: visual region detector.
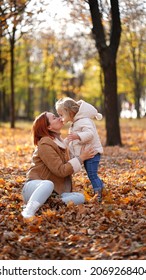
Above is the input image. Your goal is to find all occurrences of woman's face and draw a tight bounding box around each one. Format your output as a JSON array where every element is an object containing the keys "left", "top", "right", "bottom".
[{"left": 47, "top": 113, "right": 64, "bottom": 132}]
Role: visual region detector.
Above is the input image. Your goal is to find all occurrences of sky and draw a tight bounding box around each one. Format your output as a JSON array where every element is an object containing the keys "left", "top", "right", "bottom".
[{"left": 26, "top": 0, "right": 83, "bottom": 36}]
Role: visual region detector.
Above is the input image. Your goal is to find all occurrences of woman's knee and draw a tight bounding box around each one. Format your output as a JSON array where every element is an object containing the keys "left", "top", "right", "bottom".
[
  {"left": 43, "top": 180, "right": 54, "bottom": 192},
  {"left": 61, "top": 192, "right": 85, "bottom": 205},
  {"left": 75, "top": 193, "right": 85, "bottom": 203},
  {"left": 72, "top": 193, "right": 85, "bottom": 204}
]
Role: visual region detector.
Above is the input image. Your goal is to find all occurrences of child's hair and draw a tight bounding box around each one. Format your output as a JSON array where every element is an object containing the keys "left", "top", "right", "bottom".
[{"left": 55, "top": 97, "right": 80, "bottom": 118}]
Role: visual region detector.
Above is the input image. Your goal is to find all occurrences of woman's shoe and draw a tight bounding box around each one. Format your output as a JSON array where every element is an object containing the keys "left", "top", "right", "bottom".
[{"left": 21, "top": 200, "right": 40, "bottom": 218}]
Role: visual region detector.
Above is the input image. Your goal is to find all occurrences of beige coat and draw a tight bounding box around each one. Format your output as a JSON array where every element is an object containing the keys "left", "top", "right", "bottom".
[
  {"left": 26, "top": 136, "right": 82, "bottom": 195},
  {"left": 68, "top": 100, "right": 103, "bottom": 158}
]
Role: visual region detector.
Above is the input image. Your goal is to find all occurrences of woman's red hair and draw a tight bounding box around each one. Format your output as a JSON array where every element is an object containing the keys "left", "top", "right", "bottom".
[{"left": 32, "top": 112, "right": 54, "bottom": 145}]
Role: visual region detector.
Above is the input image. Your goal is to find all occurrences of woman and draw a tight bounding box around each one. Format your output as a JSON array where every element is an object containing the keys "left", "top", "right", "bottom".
[{"left": 22, "top": 111, "right": 95, "bottom": 218}]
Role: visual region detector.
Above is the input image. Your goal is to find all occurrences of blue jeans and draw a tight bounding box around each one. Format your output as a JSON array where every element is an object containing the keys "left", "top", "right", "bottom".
[{"left": 84, "top": 153, "right": 103, "bottom": 193}]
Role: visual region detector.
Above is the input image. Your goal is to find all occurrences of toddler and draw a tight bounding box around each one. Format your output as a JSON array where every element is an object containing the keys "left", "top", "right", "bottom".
[{"left": 55, "top": 97, "right": 104, "bottom": 202}]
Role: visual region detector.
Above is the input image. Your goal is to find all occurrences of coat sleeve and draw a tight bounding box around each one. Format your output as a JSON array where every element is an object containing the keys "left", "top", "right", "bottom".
[
  {"left": 38, "top": 142, "right": 82, "bottom": 177},
  {"left": 76, "top": 119, "right": 94, "bottom": 143}
]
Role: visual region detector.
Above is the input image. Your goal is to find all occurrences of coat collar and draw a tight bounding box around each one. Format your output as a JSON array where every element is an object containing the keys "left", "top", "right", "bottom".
[{"left": 53, "top": 137, "right": 66, "bottom": 149}]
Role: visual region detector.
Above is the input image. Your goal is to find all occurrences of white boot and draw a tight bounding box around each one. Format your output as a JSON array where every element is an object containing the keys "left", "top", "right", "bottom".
[{"left": 21, "top": 201, "right": 41, "bottom": 218}]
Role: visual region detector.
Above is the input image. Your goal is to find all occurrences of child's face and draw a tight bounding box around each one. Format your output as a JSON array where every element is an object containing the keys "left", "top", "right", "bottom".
[{"left": 57, "top": 108, "right": 71, "bottom": 123}]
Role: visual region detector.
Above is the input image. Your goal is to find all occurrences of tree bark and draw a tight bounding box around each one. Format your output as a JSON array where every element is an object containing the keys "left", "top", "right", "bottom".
[
  {"left": 26, "top": 53, "right": 34, "bottom": 120},
  {"left": 10, "top": 34, "right": 15, "bottom": 128},
  {"left": 134, "top": 81, "right": 141, "bottom": 119},
  {"left": 104, "top": 56, "right": 121, "bottom": 145}
]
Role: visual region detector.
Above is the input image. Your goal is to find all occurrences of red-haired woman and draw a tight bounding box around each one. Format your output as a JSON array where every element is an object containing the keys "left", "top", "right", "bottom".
[{"left": 21, "top": 111, "right": 95, "bottom": 218}]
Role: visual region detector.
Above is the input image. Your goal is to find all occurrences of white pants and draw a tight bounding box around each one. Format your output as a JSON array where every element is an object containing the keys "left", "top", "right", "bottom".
[
  {"left": 61, "top": 192, "right": 85, "bottom": 205},
  {"left": 22, "top": 180, "right": 54, "bottom": 206},
  {"left": 22, "top": 180, "right": 85, "bottom": 206}
]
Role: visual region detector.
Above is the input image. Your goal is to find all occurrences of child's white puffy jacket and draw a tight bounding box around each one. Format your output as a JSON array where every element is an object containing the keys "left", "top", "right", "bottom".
[{"left": 68, "top": 100, "right": 103, "bottom": 158}]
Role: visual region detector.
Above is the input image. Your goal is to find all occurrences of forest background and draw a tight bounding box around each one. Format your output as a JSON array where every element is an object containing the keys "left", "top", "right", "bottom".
[
  {"left": 0, "top": 0, "right": 146, "bottom": 127},
  {"left": 0, "top": 0, "right": 146, "bottom": 260}
]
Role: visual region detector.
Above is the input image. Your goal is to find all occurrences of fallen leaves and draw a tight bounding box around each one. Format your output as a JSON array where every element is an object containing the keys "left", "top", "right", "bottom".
[{"left": 0, "top": 119, "right": 146, "bottom": 260}]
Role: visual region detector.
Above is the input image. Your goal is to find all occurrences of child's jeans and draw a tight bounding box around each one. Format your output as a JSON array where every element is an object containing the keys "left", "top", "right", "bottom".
[{"left": 84, "top": 153, "right": 103, "bottom": 193}]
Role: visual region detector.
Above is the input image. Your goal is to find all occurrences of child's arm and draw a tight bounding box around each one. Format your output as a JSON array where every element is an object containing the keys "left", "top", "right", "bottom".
[
  {"left": 67, "top": 128, "right": 94, "bottom": 144},
  {"left": 68, "top": 119, "right": 95, "bottom": 143},
  {"left": 67, "top": 132, "right": 81, "bottom": 142}
]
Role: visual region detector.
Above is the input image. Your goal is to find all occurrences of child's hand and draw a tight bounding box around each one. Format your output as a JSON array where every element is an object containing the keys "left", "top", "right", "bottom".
[{"left": 67, "top": 133, "right": 80, "bottom": 142}]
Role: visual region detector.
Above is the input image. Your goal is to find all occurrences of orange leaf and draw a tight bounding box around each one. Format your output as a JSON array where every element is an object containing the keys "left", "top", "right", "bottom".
[{"left": 0, "top": 178, "right": 5, "bottom": 185}]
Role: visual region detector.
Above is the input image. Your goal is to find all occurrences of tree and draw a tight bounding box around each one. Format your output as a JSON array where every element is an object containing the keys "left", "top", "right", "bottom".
[
  {"left": 120, "top": 0, "right": 146, "bottom": 118},
  {"left": 64, "top": 0, "right": 122, "bottom": 145},
  {"left": 0, "top": 2, "right": 10, "bottom": 122},
  {"left": 0, "top": 0, "right": 31, "bottom": 127},
  {"left": 0, "top": 33, "right": 8, "bottom": 122},
  {"left": 88, "top": 0, "right": 122, "bottom": 145},
  {"left": 23, "top": 35, "right": 34, "bottom": 120}
]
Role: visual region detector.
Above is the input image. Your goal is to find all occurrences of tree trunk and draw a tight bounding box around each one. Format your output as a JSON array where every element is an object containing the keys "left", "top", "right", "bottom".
[
  {"left": 26, "top": 56, "right": 34, "bottom": 120},
  {"left": 134, "top": 81, "right": 141, "bottom": 119},
  {"left": 88, "top": 0, "right": 122, "bottom": 146},
  {"left": 27, "top": 86, "right": 34, "bottom": 120},
  {"left": 103, "top": 57, "right": 121, "bottom": 145},
  {"left": 10, "top": 38, "right": 15, "bottom": 128},
  {"left": 1, "top": 90, "right": 7, "bottom": 121},
  {"left": 0, "top": 48, "right": 7, "bottom": 122}
]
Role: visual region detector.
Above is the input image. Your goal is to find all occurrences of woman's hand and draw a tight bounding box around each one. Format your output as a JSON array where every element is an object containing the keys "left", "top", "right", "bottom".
[{"left": 79, "top": 147, "right": 95, "bottom": 162}]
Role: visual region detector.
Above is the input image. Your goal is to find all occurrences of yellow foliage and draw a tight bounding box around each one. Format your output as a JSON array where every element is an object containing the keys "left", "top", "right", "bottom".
[{"left": 130, "top": 146, "right": 140, "bottom": 151}]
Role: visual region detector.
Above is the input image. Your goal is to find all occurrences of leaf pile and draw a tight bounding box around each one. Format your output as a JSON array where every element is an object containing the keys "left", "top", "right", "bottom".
[{"left": 0, "top": 120, "right": 146, "bottom": 260}]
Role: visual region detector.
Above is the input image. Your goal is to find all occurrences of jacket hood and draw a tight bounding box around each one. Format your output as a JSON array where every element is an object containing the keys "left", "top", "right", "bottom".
[{"left": 74, "top": 100, "right": 102, "bottom": 121}]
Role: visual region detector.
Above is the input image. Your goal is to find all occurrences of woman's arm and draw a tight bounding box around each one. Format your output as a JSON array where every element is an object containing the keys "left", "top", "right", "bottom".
[{"left": 38, "top": 141, "right": 95, "bottom": 177}]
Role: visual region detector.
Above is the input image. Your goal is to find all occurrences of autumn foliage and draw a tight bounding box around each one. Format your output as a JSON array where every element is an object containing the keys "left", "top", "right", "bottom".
[{"left": 0, "top": 119, "right": 146, "bottom": 260}]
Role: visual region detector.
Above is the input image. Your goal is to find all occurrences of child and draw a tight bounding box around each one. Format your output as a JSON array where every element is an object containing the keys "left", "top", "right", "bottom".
[{"left": 55, "top": 97, "right": 104, "bottom": 202}]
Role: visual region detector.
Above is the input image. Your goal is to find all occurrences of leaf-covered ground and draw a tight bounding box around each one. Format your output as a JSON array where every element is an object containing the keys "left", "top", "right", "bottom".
[{"left": 0, "top": 119, "right": 146, "bottom": 260}]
